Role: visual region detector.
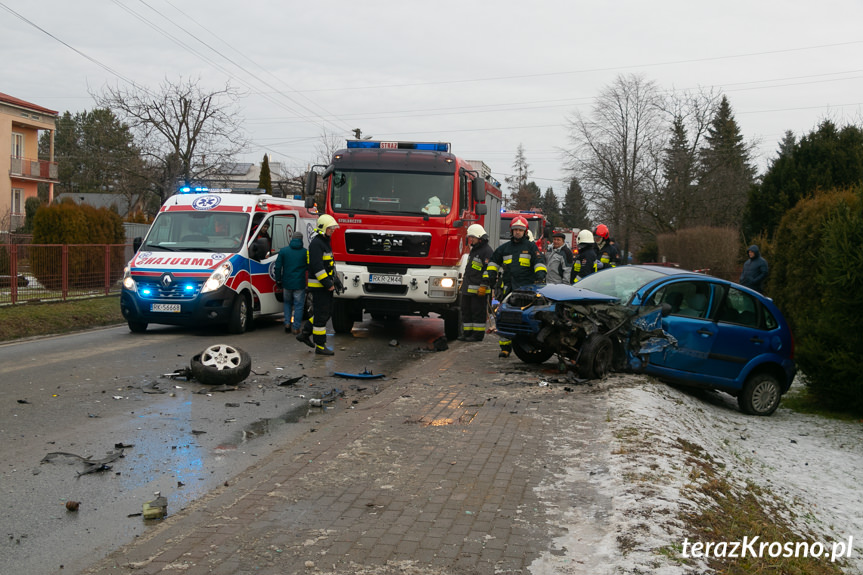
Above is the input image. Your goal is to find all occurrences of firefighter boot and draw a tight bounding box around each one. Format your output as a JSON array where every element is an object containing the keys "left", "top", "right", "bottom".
[{"left": 498, "top": 340, "right": 512, "bottom": 358}]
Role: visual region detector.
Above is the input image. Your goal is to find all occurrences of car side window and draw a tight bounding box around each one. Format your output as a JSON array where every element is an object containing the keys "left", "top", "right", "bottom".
[
  {"left": 717, "top": 286, "right": 761, "bottom": 328},
  {"left": 652, "top": 282, "right": 712, "bottom": 319}
]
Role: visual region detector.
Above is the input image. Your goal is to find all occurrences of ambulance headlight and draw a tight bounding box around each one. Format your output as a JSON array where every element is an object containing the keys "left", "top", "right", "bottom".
[
  {"left": 122, "top": 265, "right": 136, "bottom": 291},
  {"left": 202, "top": 262, "right": 233, "bottom": 293}
]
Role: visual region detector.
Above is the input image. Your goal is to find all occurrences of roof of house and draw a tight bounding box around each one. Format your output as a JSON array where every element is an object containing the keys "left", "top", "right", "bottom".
[{"left": 0, "top": 91, "right": 58, "bottom": 116}]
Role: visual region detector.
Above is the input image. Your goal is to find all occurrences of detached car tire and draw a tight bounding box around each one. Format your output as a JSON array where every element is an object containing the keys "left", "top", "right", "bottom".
[
  {"left": 738, "top": 373, "right": 781, "bottom": 416},
  {"left": 577, "top": 334, "right": 613, "bottom": 380},
  {"left": 512, "top": 336, "right": 555, "bottom": 364},
  {"left": 190, "top": 344, "right": 252, "bottom": 386}
]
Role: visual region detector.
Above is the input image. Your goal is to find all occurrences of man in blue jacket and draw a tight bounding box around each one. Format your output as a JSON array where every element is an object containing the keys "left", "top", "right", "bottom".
[
  {"left": 274, "top": 232, "right": 308, "bottom": 334},
  {"left": 739, "top": 245, "right": 768, "bottom": 293}
]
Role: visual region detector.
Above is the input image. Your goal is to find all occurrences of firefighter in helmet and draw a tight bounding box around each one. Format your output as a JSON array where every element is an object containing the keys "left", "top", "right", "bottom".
[
  {"left": 297, "top": 214, "right": 343, "bottom": 356},
  {"left": 593, "top": 224, "right": 619, "bottom": 268},
  {"left": 573, "top": 229, "right": 599, "bottom": 282},
  {"left": 480, "top": 216, "right": 547, "bottom": 358},
  {"left": 459, "top": 224, "right": 493, "bottom": 342}
]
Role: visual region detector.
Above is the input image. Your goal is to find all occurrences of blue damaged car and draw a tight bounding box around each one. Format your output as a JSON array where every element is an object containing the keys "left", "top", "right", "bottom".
[{"left": 494, "top": 265, "right": 796, "bottom": 416}]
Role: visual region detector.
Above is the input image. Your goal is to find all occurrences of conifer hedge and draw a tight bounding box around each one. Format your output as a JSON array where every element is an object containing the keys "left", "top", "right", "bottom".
[
  {"left": 770, "top": 187, "right": 863, "bottom": 413},
  {"left": 30, "top": 201, "right": 126, "bottom": 290}
]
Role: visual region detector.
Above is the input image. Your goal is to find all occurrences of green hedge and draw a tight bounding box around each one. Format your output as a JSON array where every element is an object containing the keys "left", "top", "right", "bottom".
[
  {"left": 30, "top": 201, "right": 126, "bottom": 290},
  {"left": 771, "top": 187, "right": 863, "bottom": 413}
]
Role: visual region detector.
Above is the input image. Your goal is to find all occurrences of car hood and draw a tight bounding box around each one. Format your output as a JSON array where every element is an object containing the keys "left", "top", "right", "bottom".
[{"left": 536, "top": 283, "right": 619, "bottom": 303}]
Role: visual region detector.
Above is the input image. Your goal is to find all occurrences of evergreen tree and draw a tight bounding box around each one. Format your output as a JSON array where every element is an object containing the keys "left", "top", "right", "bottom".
[
  {"left": 258, "top": 154, "right": 273, "bottom": 194},
  {"left": 540, "top": 187, "right": 562, "bottom": 227},
  {"left": 560, "top": 178, "right": 591, "bottom": 230},
  {"left": 696, "top": 95, "right": 756, "bottom": 227},
  {"left": 743, "top": 121, "right": 863, "bottom": 238},
  {"left": 655, "top": 115, "right": 697, "bottom": 231},
  {"left": 504, "top": 144, "right": 537, "bottom": 209}
]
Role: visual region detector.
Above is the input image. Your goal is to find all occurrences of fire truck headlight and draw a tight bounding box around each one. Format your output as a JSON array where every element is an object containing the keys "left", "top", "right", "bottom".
[
  {"left": 429, "top": 276, "right": 457, "bottom": 298},
  {"left": 122, "top": 265, "right": 136, "bottom": 291},
  {"left": 202, "top": 262, "right": 233, "bottom": 293}
]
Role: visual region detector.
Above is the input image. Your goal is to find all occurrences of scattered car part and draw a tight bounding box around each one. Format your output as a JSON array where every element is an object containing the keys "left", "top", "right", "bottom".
[
  {"left": 189, "top": 344, "right": 252, "bottom": 386},
  {"left": 142, "top": 492, "right": 167, "bottom": 520},
  {"left": 333, "top": 369, "right": 385, "bottom": 379}
]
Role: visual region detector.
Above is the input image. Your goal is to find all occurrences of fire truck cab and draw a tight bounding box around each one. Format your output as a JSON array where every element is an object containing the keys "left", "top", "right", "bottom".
[
  {"left": 304, "top": 140, "right": 502, "bottom": 339},
  {"left": 500, "top": 210, "right": 551, "bottom": 251},
  {"left": 121, "top": 188, "right": 318, "bottom": 334}
]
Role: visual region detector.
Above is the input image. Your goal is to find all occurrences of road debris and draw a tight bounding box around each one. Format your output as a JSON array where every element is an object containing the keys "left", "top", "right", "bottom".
[
  {"left": 142, "top": 491, "right": 167, "bottom": 520},
  {"left": 41, "top": 448, "right": 127, "bottom": 477},
  {"left": 333, "top": 368, "right": 385, "bottom": 379}
]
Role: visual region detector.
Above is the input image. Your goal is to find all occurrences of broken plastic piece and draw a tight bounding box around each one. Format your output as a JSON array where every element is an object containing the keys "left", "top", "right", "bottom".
[
  {"left": 333, "top": 368, "right": 385, "bottom": 379},
  {"left": 142, "top": 492, "right": 167, "bottom": 520}
]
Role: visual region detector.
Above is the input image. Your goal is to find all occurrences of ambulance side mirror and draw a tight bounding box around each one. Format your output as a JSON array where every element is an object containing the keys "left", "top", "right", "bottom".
[{"left": 249, "top": 238, "right": 269, "bottom": 261}]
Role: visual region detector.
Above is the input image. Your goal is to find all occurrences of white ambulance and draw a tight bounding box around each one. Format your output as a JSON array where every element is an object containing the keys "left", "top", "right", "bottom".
[{"left": 120, "top": 188, "right": 318, "bottom": 333}]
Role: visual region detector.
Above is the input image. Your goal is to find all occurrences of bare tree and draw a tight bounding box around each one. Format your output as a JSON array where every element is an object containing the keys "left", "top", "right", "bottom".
[
  {"left": 94, "top": 77, "right": 248, "bottom": 203},
  {"left": 315, "top": 128, "right": 345, "bottom": 166},
  {"left": 564, "top": 74, "right": 666, "bottom": 258}
]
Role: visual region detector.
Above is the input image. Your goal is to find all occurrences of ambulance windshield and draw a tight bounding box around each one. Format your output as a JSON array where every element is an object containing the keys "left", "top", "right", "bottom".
[
  {"left": 330, "top": 170, "right": 454, "bottom": 216},
  {"left": 141, "top": 211, "right": 250, "bottom": 252}
]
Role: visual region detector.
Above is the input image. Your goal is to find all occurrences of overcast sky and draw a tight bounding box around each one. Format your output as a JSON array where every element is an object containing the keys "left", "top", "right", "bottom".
[{"left": 4, "top": 0, "right": 863, "bottom": 195}]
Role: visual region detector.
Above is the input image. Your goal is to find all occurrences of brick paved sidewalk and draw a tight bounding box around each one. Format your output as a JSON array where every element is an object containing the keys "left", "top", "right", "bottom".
[{"left": 81, "top": 339, "right": 615, "bottom": 575}]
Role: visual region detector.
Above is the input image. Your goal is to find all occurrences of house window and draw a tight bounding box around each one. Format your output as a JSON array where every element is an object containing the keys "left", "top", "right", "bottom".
[
  {"left": 12, "top": 189, "right": 24, "bottom": 214},
  {"left": 11, "top": 133, "right": 24, "bottom": 158}
]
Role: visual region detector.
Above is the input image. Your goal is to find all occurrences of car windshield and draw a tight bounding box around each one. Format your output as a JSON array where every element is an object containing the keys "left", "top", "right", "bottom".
[
  {"left": 330, "top": 170, "right": 454, "bottom": 216},
  {"left": 575, "top": 266, "right": 668, "bottom": 302},
  {"left": 142, "top": 211, "right": 249, "bottom": 253}
]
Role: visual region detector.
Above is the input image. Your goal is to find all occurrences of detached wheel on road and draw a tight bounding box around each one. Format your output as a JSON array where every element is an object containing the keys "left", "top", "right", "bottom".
[
  {"left": 190, "top": 344, "right": 252, "bottom": 386},
  {"left": 577, "top": 334, "right": 613, "bottom": 380},
  {"left": 738, "top": 373, "right": 781, "bottom": 416},
  {"left": 512, "top": 336, "right": 555, "bottom": 364}
]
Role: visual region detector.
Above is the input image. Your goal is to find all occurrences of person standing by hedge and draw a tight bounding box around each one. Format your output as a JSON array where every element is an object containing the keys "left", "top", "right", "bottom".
[
  {"left": 739, "top": 245, "right": 768, "bottom": 293},
  {"left": 274, "top": 231, "right": 307, "bottom": 334}
]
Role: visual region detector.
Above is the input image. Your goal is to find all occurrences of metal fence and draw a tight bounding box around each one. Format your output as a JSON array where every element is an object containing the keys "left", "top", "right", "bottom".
[{"left": 0, "top": 243, "right": 134, "bottom": 305}]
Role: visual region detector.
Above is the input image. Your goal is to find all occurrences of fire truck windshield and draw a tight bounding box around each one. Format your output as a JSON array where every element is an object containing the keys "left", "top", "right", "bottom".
[{"left": 331, "top": 170, "right": 454, "bottom": 216}]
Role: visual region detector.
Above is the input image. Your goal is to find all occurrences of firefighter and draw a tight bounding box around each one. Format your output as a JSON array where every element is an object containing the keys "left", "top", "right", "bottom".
[
  {"left": 459, "top": 224, "right": 493, "bottom": 342},
  {"left": 593, "top": 224, "right": 619, "bottom": 268},
  {"left": 480, "top": 216, "right": 547, "bottom": 358},
  {"left": 573, "top": 229, "right": 599, "bottom": 282},
  {"left": 297, "top": 214, "right": 343, "bottom": 356}
]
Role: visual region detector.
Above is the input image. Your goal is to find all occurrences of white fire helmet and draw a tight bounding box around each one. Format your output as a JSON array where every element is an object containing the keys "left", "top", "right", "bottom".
[
  {"left": 576, "top": 229, "right": 594, "bottom": 244},
  {"left": 467, "top": 224, "right": 486, "bottom": 239}
]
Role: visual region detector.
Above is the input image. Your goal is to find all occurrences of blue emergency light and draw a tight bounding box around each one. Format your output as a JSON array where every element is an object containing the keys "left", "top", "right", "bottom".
[{"left": 346, "top": 140, "right": 450, "bottom": 152}]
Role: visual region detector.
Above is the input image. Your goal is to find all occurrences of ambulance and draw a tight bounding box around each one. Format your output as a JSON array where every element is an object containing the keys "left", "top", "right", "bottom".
[{"left": 120, "top": 188, "right": 318, "bottom": 333}]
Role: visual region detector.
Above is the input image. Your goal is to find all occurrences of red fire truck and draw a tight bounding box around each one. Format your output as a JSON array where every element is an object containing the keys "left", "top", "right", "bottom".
[
  {"left": 500, "top": 210, "right": 551, "bottom": 251},
  {"left": 304, "top": 140, "right": 503, "bottom": 339}
]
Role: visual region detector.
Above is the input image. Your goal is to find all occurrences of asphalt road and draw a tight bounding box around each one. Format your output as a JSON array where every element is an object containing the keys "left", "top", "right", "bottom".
[{"left": 0, "top": 313, "right": 450, "bottom": 575}]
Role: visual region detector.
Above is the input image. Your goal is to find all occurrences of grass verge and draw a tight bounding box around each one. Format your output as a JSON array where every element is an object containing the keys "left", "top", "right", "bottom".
[
  {"left": 0, "top": 296, "right": 124, "bottom": 342},
  {"left": 669, "top": 437, "right": 845, "bottom": 575}
]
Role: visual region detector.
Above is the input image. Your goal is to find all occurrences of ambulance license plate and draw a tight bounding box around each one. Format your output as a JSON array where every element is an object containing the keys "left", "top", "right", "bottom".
[
  {"left": 151, "top": 303, "right": 181, "bottom": 313},
  {"left": 369, "top": 274, "right": 402, "bottom": 285}
]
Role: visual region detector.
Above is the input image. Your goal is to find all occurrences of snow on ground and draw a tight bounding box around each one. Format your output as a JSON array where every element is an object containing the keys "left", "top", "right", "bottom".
[{"left": 530, "top": 375, "right": 863, "bottom": 574}]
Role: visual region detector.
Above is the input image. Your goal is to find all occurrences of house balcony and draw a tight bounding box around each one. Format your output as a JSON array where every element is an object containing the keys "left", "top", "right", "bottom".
[{"left": 10, "top": 156, "right": 58, "bottom": 183}]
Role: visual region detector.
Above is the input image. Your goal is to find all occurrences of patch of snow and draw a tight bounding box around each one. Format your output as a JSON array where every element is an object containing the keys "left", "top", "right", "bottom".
[{"left": 530, "top": 375, "right": 863, "bottom": 574}]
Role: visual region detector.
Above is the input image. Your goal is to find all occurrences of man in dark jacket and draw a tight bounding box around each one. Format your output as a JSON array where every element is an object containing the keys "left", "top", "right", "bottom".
[
  {"left": 274, "top": 232, "right": 307, "bottom": 334},
  {"left": 481, "top": 216, "right": 547, "bottom": 358},
  {"left": 297, "top": 215, "right": 342, "bottom": 356},
  {"left": 739, "top": 245, "right": 768, "bottom": 293},
  {"left": 459, "top": 224, "right": 493, "bottom": 342}
]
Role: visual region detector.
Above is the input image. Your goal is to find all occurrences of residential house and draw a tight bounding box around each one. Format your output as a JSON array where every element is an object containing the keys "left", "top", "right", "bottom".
[
  {"left": 209, "top": 161, "right": 302, "bottom": 198},
  {"left": 0, "top": 92, "right": 58, "bottom": 234}
]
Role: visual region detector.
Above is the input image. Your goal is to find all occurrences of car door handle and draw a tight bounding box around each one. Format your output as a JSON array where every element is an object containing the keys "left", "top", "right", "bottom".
[
  {"left": 696, "top": 329, "right": 714, "bottom": 336},
  {"left": 750, "top": 336, "right": 765, "bottom": 344}
]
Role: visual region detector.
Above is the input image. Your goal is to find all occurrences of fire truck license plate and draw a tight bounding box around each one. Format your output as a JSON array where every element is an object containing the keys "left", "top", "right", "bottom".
[
  {"left": 369, "top": 274, "right": 402, "bottom": 285},
  {"left": 151, "top": 303, "right": 181, "bottom": 313}
]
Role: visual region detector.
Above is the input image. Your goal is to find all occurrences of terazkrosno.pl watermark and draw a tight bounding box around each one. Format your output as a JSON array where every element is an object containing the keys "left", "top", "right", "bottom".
[{"left": 681, "top": 536, "right": 854, "bottom": 563}]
